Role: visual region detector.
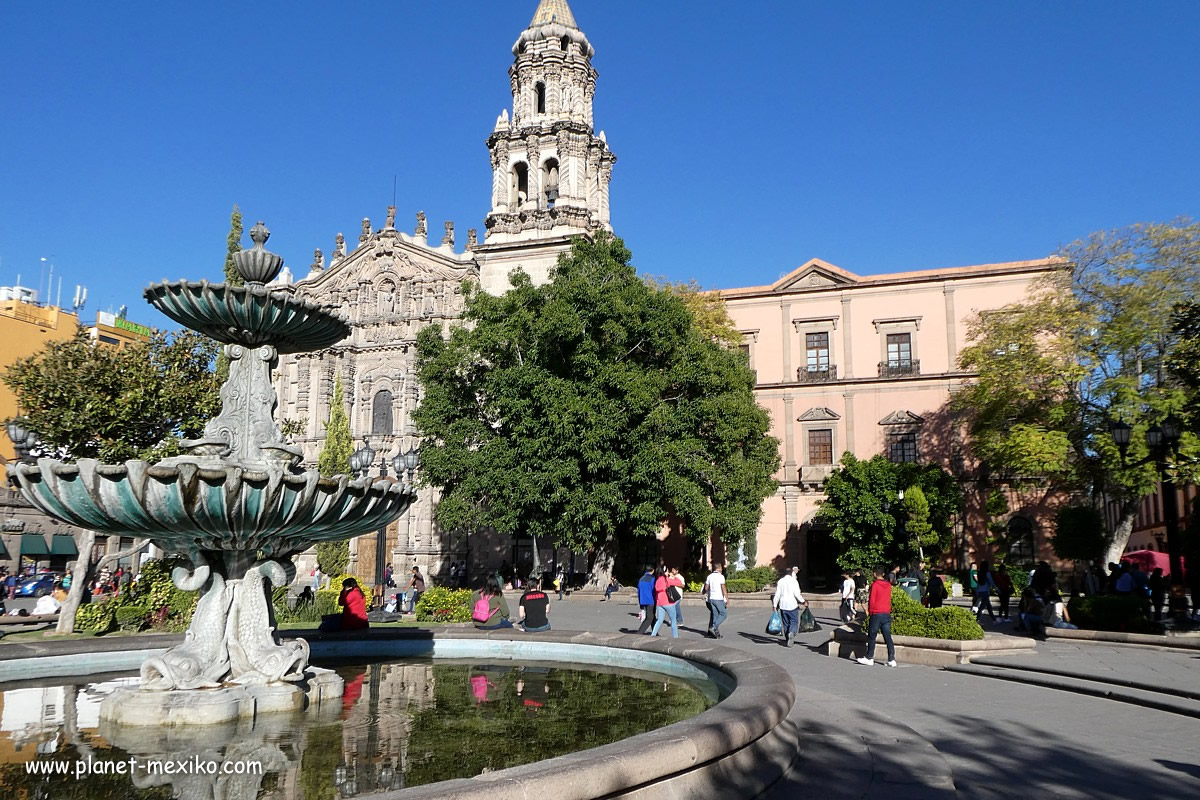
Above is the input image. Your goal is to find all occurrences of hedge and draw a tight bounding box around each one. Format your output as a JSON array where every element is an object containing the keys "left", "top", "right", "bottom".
[
  {"left": 74, "top": 600, "right": 114, "bottom": 634},
  {"left": 1068, "top": 594, "right": 1158, "bottom": 634},
  {"left": 725, "top": 578, "right": 756, "bottom": 593},
  {"left": 890, "top": 587, "right": 984, "bottom": 640},
  {"left": 730, "top": 566, "right": 777, "bottom": 591},
  {"left": 414, "top": 586, "right": 472, "bottom": 623}
]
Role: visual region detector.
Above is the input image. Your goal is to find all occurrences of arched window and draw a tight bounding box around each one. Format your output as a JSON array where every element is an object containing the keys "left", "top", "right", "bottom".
[
  {"left": 542, "top": 158, "right": 559, "bottom": 205},
  {"left": 511, "top": 162, "right": 529, "bottom": 207},
  {"left": 372, "top": 389, "right": 394, "bottom": 436},
  {"left": 535, "top": 82, "right": 546, "bottom": 114},
  {"left": 1006, "top": 516, "right": 1035, "bottom": 568}
]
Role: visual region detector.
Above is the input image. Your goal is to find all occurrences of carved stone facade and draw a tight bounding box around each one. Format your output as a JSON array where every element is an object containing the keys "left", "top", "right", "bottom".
[{"left": 274, "top": 3, "right": 617, "bottom": 586}]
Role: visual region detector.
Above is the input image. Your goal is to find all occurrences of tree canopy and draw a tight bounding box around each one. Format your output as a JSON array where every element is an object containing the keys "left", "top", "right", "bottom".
[
  {"left": 955, "top": 220, "right": 1200, "bottom": 563},
  {"left": 3, "top": 329, "right": 220, "bottom": 462},
  {"left": 412, "top": 234, "right": 780, "bottom": 561},
  {"left": 816, "top": 453, "right": 963, "bottom": 571}
]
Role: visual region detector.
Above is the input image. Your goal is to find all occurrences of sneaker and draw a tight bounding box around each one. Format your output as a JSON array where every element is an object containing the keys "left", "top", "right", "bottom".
[
  {"left": 885, "top": 660, "right": 897, "bottom": 668},
  {"left": 855, "top": 657, "right": 874, "bottom": 666}
]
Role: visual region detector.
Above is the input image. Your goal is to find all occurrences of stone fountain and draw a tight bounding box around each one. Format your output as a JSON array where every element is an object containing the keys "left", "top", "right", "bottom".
[{"left": 7, "top": 221, "right": 414, "bottom": 725}]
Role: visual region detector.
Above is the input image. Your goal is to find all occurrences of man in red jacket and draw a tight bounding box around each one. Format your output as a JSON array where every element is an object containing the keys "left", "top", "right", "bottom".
[{"left": 856, "top": 567, "right": 897, "bottom": 667}]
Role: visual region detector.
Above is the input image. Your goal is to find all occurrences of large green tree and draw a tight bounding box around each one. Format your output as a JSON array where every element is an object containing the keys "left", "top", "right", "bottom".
[
  {"left": 956, "top": 220, "right": 1200, "bottom": 565},
  {"left": 816, "top": 453, "right": 963, "bottom": 571},
  {"left": 3, "top": 329, "right": 220, "bottom": 462},
  {"left": 413, "top": 234, "right": 780, "bottom": 582},
  {"left": 1169, "top": 300, "right": 1200, "bottom": 431}
]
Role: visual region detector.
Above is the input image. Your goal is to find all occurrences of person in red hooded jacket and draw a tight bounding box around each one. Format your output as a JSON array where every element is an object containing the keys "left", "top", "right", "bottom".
[
  {"left": 856, "top": 567, "right": 896, "bottom": 667},
  {"left": 339, "top": 577, "right": 369, "bottom": 630}
]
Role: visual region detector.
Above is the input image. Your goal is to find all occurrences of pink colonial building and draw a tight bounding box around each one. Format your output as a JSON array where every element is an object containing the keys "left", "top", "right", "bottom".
[{"left": 720, "top": 256, "right": 1059, "bottom": 590}]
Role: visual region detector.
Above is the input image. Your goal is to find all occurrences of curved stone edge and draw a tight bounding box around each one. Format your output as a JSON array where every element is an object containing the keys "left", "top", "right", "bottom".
[{"left": 355, "top": 628, "right": 798, "bottom": 800}]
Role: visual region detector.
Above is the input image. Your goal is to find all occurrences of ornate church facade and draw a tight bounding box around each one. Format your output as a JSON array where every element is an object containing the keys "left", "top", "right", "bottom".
[{"left": 273, "top": 0, "right": 616, "bottom": 583}]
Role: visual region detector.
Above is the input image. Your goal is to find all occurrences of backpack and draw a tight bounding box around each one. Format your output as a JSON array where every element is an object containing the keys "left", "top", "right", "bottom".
[{"left": 472, "top": 595, "right": 493, "bottom": 623}]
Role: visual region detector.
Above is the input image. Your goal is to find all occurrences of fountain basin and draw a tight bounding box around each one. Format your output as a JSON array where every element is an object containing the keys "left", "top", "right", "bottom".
[
  {"left": 144, "top": 279, "right": 350, "bottom": 352},
  {"left": 7, "top": 458, "right": 411, "bottom": 555},
  {"left": 0, "top": 629, "right": 798, "bottom": 799}
]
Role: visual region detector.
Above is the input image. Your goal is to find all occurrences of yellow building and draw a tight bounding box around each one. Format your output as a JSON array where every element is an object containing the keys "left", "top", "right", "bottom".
[
  {"left": 88, "top": 311, "right": 153, "bottom": 350},
  {"left": 0, "top": 296, "right": 79, "bottom": 467}
]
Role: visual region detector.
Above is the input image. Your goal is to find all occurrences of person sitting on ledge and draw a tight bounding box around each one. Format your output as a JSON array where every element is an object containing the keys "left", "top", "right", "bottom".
[
  {"left": 337, "top": 577, "right": 369, "bottom": 631},
  {"left": 602, "top": 576, "right": 621, "bottom": 601},
  {"left": 518, "top": 580, "right": 552, "bottom": 632},
  {"left": 472, "top": 577, "right": 512, "bottom": 630}
]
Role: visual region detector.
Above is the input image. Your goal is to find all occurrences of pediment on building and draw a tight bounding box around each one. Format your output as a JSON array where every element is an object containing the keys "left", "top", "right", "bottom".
[
  {"left": 798, "top": 407, "right": 841, "bottom": 422},
  {"left": 772, "top": 259, "right": 860, "bottom": 293},
  {"left": 879, "top": 410, "right": 925, "bottom": 426},
  {"left": 297, "top": 231, "right": 479, "bottom": 295}
]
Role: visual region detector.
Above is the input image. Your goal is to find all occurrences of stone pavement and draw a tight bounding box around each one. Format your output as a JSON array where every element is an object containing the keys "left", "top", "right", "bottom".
[{"left": 545, "top": 593, "right": 1200, "bottom": 799}]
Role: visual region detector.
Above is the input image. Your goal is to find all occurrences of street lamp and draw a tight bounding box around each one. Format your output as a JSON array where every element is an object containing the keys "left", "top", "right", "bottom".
[
  {"left": 5, "top": 417, "right": 39, "bottom": 463},
  {"left": 1108, "top": 415, "right": 1185, "bottom": 588}
]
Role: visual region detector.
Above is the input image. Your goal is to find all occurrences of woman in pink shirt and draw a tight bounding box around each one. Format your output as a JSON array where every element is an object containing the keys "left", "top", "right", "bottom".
[{"left": 650, "top": 566, "right": 679, "bottom": 638}]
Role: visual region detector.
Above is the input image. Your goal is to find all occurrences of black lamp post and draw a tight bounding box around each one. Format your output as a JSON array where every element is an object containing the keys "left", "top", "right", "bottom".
[{"left": 1109, "top": 415, "right": 1184, "bottom": 588}]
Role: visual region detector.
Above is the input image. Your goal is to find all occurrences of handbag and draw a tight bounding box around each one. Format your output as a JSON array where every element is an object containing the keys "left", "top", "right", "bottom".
[
  {"left": 666, "top": 585, "right": 682, "bottom": 604},
  {"left": 766, "top": 609, "right": 783, "bottom": 635}
]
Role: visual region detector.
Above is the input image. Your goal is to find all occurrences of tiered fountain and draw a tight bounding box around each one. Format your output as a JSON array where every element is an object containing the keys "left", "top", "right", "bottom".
[{"left": 7, "top": 221, "right": 415, "bottom": 725}]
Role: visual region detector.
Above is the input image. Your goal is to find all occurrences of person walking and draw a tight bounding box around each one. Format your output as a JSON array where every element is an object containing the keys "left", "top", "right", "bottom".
[
  {"left": 636, "top": 566, "right": 656, "bottom": 634},
  {"left": 839, "top": 570, "right": 856, "bottom": 623},
  {"left": 703, "top": 563, "right": 728, "bottom": 638},
  {"left": 669, "top": 566, "right": 685, "bottom": 625},
  {"left": 650, "top": 566, "right": 679, "bottom": 638},
  {"left": 993, "top": 566, "right": 1015, "bottom": 621},
  {"left": 856, "top": 567, "right": 897, "bottom": 667},
  {"left": 771, "top": 566, "right": 806, "bottom": 647},
  {"left": 973, "top": 560, "right": 998, "bottom": 623},
  {"left": 406, "top": 566, "right": 426, "bottom": 613}
]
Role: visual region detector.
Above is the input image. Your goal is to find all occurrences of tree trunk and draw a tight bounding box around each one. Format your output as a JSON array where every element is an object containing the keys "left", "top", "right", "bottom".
[
  {"left": 1103, "top": 501, "right": 1138, "bottom": 567},
  {"left": 54, "top": 535, "right": 150, "bottom": 635},
  {"left": 585, "top": 537, "right": 616, "bottom": 589},
  {"left": 55, "top": 531, "right": 96, "bottom": 634}
]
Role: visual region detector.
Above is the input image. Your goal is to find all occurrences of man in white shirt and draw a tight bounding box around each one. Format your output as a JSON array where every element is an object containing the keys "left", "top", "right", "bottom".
[
  {"left": 703, "top": 563, "right": 728, "bottom": 639},
  {"left": 840, "top": 570, "right": 856, "bottom": 624},
  {"left": 772, "top": 566, "right": 807, "bottom": 647}
]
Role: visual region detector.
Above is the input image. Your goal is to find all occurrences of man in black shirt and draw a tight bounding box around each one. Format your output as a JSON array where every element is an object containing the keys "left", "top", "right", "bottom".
[{"left": 518, "top": 585, "right": 552, "bottom": 632}]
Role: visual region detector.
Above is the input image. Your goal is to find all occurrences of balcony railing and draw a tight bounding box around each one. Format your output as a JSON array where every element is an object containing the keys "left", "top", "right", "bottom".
[
  {"left": 878, "top": 359, "right": 920, "bottom": 378},
  {"left": 797, "top": 364, "right": 838, "bottom": 383}
]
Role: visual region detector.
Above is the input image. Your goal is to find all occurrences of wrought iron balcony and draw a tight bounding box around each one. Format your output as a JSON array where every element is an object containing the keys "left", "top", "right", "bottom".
[
  {"left": 797, "top": 364, "right": 838, "bottom": 383},
  {"left": 878, "top": 359, "right": 920, "bottom": 378}
]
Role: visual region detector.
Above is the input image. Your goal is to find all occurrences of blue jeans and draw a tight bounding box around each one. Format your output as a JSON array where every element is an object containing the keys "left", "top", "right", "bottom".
[
  {"left": 651, "top": 603, "right": 678, "bottom": 637},
  {"left": 675, "top": 600, "right": 684, "bottom": 624},
  {"left": 780, "top": 607, "right": 799, "bottom": 637},
  {"left": 707, "top": 599, "right": 727, "bottom": 633},
  {"left": 866, "top": 612, "right": 895, "bottom": 661},
  {"left": 522, "top": 622, "right": 551, "bottom": 632},
  {"left": 477, "top": 619, "right": 513, "bottom": 630}
]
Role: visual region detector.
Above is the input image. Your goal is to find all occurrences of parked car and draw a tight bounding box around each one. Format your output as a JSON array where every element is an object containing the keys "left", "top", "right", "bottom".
[{"left": 15, "top": 573, "right": 58, "bottom": 598}]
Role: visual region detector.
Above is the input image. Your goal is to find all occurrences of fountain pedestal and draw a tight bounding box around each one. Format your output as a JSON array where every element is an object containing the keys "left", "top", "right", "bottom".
[{"left": 100, "top": 667, "right": 344, "bottom": 726}]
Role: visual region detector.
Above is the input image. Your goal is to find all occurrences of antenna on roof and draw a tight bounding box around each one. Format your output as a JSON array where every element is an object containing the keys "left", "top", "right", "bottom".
[{"left": 72, "top": 285, "right": 88, "bottom": 312}]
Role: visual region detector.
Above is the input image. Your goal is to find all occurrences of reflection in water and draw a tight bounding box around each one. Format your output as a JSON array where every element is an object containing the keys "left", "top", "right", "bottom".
[{"left": 0, "top": 660, "right": 715, "bottom": 797}]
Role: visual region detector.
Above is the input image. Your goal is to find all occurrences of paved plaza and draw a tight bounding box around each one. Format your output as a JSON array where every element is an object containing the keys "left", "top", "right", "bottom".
[{"left": 545, "top": 593, "right": 1200, "bottom": 800}]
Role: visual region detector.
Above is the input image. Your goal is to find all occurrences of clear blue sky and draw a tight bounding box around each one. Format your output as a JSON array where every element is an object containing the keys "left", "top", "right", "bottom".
[{"left": 1, "top": 1, "right": 1197, "bottom": 330}]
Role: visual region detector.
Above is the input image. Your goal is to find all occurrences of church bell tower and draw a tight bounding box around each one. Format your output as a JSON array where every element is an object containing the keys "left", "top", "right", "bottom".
[{"left": 477, "top": 0, "right": 617, "bottom": 292}]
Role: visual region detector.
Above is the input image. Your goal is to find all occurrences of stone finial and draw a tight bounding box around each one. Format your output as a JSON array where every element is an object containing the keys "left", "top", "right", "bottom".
[
  {"left": 232, "top": 221, "right": 284, "bottom": 284},
  {"left": 385, "top": 205, "right": 397, "bottom": 230},
  {"left": 309, "top": 248, "right": 324, "bottom": 275},
  {"left": 442, "top": 221, "right": 454, "bottom": 248},
  {"left": 467, "top": 228, "right": 478, "bottom": 248},
  {"left": 334, "top": 232, "right": 346, "bottom": 258},
  {"left": 494, "top": 108, "right": 509, "bottom": 131},
  {"left": 359, "top": 218, "right": 371, "bottom": 243},
  {"left": 415, "top": 211, "right": 427, "bottom": 238}
]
